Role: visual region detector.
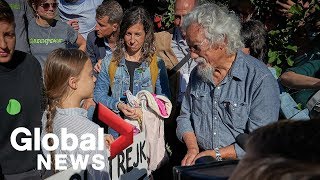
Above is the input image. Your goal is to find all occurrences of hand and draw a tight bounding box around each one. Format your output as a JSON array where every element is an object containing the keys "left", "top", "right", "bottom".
[
  {"left": 67, "top": 19, "right": 80, "bottom": 31},
  {"left": 181, "top": 148, "right": 199, "bottom": 166},
  {"left": 128, "top": 108, "right": 142, "bottom": 120},
  {"left": 94, "top": 59, "right": 103, "bottom": 73},
  {"left": 193, "top": 150, "right": 216, "bottom": 164},
  {"left": 82, "top": 98, "right": 96, "bottom": 110},
  {"left": 104, "top": 134, "right": 114, "bottom": 148},
  {"left": 117, "top": 102, "right": 135, "bottom": 117},
  {"left": 275, "top": 0, "right": 295, "bottom": 18}
]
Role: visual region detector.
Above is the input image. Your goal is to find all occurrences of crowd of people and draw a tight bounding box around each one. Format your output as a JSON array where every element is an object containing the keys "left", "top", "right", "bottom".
[{"left": 0, "top": 0, "right": 319, "bottom": 179}]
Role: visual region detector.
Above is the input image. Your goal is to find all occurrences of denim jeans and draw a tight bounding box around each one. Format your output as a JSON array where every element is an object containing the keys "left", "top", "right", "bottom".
[{"left": 280, "top": 92, "right": 310, "bottom": 120}]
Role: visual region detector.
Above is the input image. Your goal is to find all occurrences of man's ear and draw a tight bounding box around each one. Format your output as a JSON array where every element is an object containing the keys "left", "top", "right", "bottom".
[
  {"left": 219, "top": 44, "right": 224, "bottom": 50},
  {"left": 242, "top": 48, "right": 250, "bottom": 55},
  {"left": 215, "top": 37, "right": 227, "bottom": 50},
  {"left": 68, "top": 77, "right": 78, "bottom": 90},
  {"left": 112, "top": 23, "right": 119, "bottom": 31}
]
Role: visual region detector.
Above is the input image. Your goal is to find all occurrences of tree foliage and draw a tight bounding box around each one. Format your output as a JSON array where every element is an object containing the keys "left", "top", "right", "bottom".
[
  {"left": 255, "top": 0, "right": 319, "bottom": 76},
  {"left": 161, "top": 0, "right": 320, "bottom": 77}
]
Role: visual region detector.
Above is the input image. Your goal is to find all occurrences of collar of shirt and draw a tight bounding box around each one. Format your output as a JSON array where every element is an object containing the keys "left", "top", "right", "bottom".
[
  {"left": 104, "top": 38, "right": 113, "bottom": 55},
  {"left": 173, "top": 27, "right": 187, "bottom": 45},
  {"left": 60, "top": 0, "right": 86, "bottom": 5},
  {"left": 191, "top": 50, "right": 247, "bottom": 90},
  {"left": 56, "top": 107, "right": 88, "bottom": 118},
  {"left": 172, "top": 27, "right": 189, "bottom": 59},
  {"left": 227, "top": 50, "right": 247, "bottom": 82}
]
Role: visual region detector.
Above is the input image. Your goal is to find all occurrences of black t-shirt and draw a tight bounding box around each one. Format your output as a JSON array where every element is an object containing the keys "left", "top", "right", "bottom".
[
  {"left": 125, "top": 60, "right": 141, "bottom": 93},
  {"left": 0, "top": 51, "right": 44, "bottom": 175}
]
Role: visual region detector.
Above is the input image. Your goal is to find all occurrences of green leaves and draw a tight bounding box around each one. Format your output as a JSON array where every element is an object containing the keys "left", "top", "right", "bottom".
[
  {"left": 269, "top": 30, "right": 280, "bottom": 36},
  {"left": 262, "top": 0, "right": 312, "bottom": 73},
  {"left": 288, "top": 4, "right": 303, "bottom": 16},
  {"left": 268, "top": 50, "right": 278, "bottom": 64},
  {"left": 161, "top": 0, "right": 175, "bottom": 29},
  {"left": 286, "top": 45, "right": 298, "bottom": 52},
  {"left": 296, "top": 103, "right": 303, "bottom": 110},
  {"left": 287, "top": 56, "right": 294, "bottom": 66},
  {"left": 273, "top": 65, "right": 282, "bottom": 78}
]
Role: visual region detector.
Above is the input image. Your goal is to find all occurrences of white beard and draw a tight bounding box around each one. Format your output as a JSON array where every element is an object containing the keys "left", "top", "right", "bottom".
[{"left": 195, "top": 57, "right": 214, "bottom": 84}]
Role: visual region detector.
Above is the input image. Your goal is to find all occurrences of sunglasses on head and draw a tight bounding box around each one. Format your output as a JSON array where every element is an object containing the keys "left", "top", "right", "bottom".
[{"left": 40, "top": 2, "right": 58, "bottom": 10}]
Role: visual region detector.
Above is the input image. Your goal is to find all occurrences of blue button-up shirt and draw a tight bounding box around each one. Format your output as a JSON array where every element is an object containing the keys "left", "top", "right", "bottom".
[
  {"left": 104, "top": 38, "right": 113, "bottom": 57},
  {"left": 176, "top": 50, "right": 280, "bottom": 158}
]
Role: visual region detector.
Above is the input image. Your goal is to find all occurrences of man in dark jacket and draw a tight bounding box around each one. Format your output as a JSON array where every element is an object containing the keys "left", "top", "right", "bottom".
[
  {"left": 86, "top": 0, "right": 123, "bottom": 73},
  {"left": 0, "top": 1, "right": 49, "bottom": 179}
]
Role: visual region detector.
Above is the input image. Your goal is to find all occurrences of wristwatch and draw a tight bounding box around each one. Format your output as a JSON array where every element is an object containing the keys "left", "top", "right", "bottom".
[{"left": 214, "top": 148, "right": 222, "bottom": 161}]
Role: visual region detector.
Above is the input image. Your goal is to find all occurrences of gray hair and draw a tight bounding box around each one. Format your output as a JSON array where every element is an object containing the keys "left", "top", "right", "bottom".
[
  {"left": 182, "top": 3, "right": 244, "bottom": 55},
  {"left": 96, "top": 0, "right": 123, "bottom": 24}
]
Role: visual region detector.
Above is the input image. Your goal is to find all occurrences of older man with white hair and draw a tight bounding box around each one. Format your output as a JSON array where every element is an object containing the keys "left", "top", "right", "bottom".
[{"left": 176, "top": 3, "right": 280, "bottom": 166}]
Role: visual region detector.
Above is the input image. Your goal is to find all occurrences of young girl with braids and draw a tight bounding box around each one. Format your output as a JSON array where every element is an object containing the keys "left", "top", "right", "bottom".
[{"left": 41, "top": 48, "right": 113, "bottom": 179}]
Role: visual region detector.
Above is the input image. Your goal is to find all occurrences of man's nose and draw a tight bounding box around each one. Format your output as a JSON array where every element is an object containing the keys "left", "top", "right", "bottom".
[
  {"left": 178, "top": 16, "right": 183, "bottom": 27},
  {"left": 95, "top": 23, "right": 100, "bottom": 31},
  {"left": 0, "top": 37, "right": 7, "bottom": 49}
]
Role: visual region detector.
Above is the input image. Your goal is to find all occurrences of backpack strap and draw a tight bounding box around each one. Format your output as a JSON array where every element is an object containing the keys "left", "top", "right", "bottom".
[
  {"left": 108, "top": 57, "right": 118, "bottom": 88},
  {"left": 108, "top": 54, "right": 159, "bottom": 91},
  {"left": 150, "top": 54, "right": 159, "bottom": 91},
  {"left": 167, "top": 53, "right": 191, "bottom": 78},
  {"left": 307, "top": 90, "right": 320, "bottom": 111},
  {"left": 306, "top": 90, "right": 320, "bottom": 119}
]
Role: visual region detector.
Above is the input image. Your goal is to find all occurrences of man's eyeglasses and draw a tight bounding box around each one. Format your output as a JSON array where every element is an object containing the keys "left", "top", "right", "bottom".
[
  {"left": 189, "top": 39, "right": 208, "bottom": 53},
  {"left": 40, "top": 2, "right": 58, "bottom": 11}
]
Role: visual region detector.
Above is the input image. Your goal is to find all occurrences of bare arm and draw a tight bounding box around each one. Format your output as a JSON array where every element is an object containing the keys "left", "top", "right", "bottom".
[
  {"left": 181, "top": 132, "right": 199, "bottom": 166},
  {"left": 192, "top": 144, "right": 237, "bottom": 164},
  {"left": 94, "top": 59, "right": 103, "bottom": 73},
  {"left": 220, "top": 144, "right": 237, "bottom": 159},
  {"left": 280, "top": 71, "right": 320, "bottom": 90},
  {"left": 76, "top": 33, "right": 86, "bottom": 52}
]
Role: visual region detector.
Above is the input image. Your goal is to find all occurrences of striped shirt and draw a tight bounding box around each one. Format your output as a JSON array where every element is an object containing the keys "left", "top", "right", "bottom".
[{"left": 41, "top": 107, "right": 109, "bottom": 179}]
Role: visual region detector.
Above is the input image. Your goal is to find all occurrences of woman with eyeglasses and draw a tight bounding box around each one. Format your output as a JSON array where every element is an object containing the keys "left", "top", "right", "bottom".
[{"left": 28, "top": 0, "right": 86, "bottom": 70}]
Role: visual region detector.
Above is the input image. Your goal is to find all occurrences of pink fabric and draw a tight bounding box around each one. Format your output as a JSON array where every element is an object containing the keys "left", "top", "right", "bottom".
[
  {"left": 132, "top": 126, "right": 140, "bottom": 135},
  {"left": 152, "top": 94, "right": 168, "bottom": 116}
]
